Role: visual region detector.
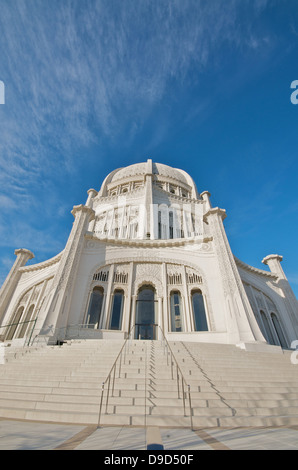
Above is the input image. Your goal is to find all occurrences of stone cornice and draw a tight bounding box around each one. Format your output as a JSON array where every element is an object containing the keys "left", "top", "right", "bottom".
[
  {"left": 14, "top": 248, "right": 35, "bottom": 260},
  {"left": 84, "top": 232, "right": 213, "bottom": 248},
  {"left": 203, "top": 207, "right": 227, "bottom": 221},
  {"left": 87, "top": 188, "right": 98, "bottom": 197},
  {"left": 262, "top": 254, "right": 283, "bottom": 265},
  {"left": 71, "top": 204, "right": 95, "bottom": 219},
  {"left": 18, "top": 250, "right": 64, "bottom": 273},
  {"left": 234, "top": 256, "right": 278, "bottom": 279},
  {"left": 200, "top": 191, "right": 211, "bottom": 198}
]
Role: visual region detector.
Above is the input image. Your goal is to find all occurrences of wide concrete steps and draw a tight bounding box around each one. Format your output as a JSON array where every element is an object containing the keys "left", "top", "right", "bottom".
[
  {"left": 169, "top": 341, "right": 298, "bottom": 427},
  {"left": 0, "top": 339, "right": 124, "bottom": 424},
  {"left": 1, "top": 339, "right": 298, "bottom": 427},
  {"left": 97, "top": 340, "right": 195, "bottom": 427}
]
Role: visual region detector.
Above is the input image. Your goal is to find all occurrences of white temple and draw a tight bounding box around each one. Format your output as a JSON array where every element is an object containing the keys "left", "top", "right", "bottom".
[{"left": 1, "top": 159, "right": 298, "bottom": 351}]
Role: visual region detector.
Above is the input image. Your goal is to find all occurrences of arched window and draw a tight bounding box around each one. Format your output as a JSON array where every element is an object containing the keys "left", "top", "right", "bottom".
[
  {"left": 191, "top": 290, "right": 208, "bottom": 331},
  {"left": 109, "top": 289, "right": 124, "bottom": 330},
  {"left": 260, "top": 310, "right": 275, "bottom": 345},
  {"left": 17, "top": 304, "right": 35, "bottom": 339},
  {"left": 5, "top": 306, "right": 24, "bottom": 340},
  {"left": 86, "top": 287, "right": 104, "bottom": 328},
  {"left": 158, "top": 211, "right": 162, "bottom": 239},
  {"left": 135, "top": 285, "right": 157, "bottom": 339},
  {"left": 170, "top": 291, "right": 183, "bottom": 332},
  {"left": 271, "top": 313, "right": 288, "bottom": 348},
  {"left": 158, "top": 206, "right": 167, "bottom": 239},
  {"left": 169, "top": 212, "right": 174, "bottom": 239}
]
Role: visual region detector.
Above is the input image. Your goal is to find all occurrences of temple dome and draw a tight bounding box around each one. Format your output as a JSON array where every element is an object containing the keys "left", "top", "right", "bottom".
[{"left": 99, "top": 159, "right": 199, "bottom": 198}]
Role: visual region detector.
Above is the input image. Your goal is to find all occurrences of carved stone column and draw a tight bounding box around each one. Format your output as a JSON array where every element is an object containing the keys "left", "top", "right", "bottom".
[
  {"left": 102, "top": 264, "right": 115, "bottom": 329},
  {"left": 0, "top": 249, "right": 34, "bottom": 324},
  {"left": 157, "top": 297, "right": 163, "bottom": 340},
  {"left": 263, "top": 254, "right": 298, "bottom": 335},
  {"left": 182, "top": 266, "right": 192, "bottom": 332},
  {"left": 204, "top": 207, "right": 266, "bottom": 345},
  {"left": 123, "top": 262, "right": 133, "bottom": 335},
  {"left": 40, "top": 204, "right": 95, "bottom": 341},
  {"left": 130, "top": 294, "right": 137, "bottom": 337},
  {"left": 144, "top": 158, "right": 153, "bottom": 238}
]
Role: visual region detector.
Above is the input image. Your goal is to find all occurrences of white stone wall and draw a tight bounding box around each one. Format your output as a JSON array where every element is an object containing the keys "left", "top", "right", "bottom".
[
  {"left": 0, "top": 254, "right": 61, "bottom": 345},
  {"left": 1, "top": 160, "right": 297, "bottom": 350}
]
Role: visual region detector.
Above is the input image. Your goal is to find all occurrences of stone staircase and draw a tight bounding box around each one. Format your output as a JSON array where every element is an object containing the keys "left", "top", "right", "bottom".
[
  {"left": 172, "top": 342, "right": 298, "bottom": 427},
  {"left": 99, "top": 340, "right": 192, "bottom": 427},
  {"left": 0, "top": 339, "right": 298, "bottom": 427},
  {"left": 0, "top": 339, "right": 123, "bottom": 424}
]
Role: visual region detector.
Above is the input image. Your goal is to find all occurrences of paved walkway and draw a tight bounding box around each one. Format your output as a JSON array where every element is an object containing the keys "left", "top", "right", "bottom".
[{"left": 1, "top": 419, "right": 298, "bottom": 450}]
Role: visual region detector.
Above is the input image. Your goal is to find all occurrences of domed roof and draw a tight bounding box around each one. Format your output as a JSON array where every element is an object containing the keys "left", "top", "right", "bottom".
[
  {"left": 99, "top": 159, "right": 199, "bottom": 198},
  {"left": 110, "top": 162, "right": 148, "bottom": 182},
  {"left": 110, "top": 161, "right": 189, "bottom": 186}
]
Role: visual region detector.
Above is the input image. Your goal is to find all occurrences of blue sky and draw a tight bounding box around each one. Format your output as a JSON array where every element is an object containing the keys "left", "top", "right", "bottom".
[{"left": 0, "top": 0, "right": 298, "bottom": 297}]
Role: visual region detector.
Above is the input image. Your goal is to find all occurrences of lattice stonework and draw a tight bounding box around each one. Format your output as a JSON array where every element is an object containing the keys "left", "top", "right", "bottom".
[
  {"left": 167, "top": 264, "right": 183, "bottom": 285},
  {"left": 93, "top": 270, "right": 109, "bottom": 282},
  {"left": 186, "top": 267, "right": 203, "bottom": 285}
]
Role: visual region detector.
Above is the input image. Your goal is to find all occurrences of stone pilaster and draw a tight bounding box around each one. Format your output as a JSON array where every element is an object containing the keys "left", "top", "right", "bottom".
[
  {"left": 204, "top": 207, "right": 266, "bottom": 345},
  {"left": 201, "top": 191, "right": 212, "bottom": 211},
  {"left": 144, "top": 158, "right": 153, "bottom": 238},
  {"left": 0, "top": 249, "right": 34, "bottom": 324},
  {"left": 262, "top": 255, "right": 286, "bottom": 279},
  {"left": 263, "top": 254, "right": 298, "bottom": 334},
  {"left": 40, "top": 204, "right": 95, "bottom": 340},
  {"left": 86, "top": 188, "right": 98, "bottom": 208}
]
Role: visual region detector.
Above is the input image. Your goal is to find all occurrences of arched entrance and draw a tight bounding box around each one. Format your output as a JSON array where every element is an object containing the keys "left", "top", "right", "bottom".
[{"left": 135, "top": 285, "right": 157, "bottom": 339}]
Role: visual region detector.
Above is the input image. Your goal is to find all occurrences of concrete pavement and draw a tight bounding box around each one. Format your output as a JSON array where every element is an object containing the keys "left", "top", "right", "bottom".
[{"left": 1, "top": 418, "right": 298, "bottom": 450}]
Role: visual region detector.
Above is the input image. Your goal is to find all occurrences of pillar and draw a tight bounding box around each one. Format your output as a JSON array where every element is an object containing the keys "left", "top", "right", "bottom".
[
  {"left": 40, "top": 204, "right": 95, "bottom": 341},
  {"left": 201, "top": 191, "right": 212, "bottom": 211},
  {"left": 123, "top": 262, "right": 133, "bottom": 335},
  {"left": 130, "top": 295, "right": 137, "bottom": 338},
  {"left": 86, "top": 188, "right": 98, "bottom": 208},
  {"left": 101, "top": 264, "right": 114, "bottom": 329},
  {"left": 161, "top": 263, "right": 168, "bottom": 334},
  {"left": 157, "top": 297, "right": 163, "bottom": 340},
  {"left": 204, "top": 207, "right": 266, "bottom": 345},
  {"left": 144, "top": 158, "right": 153, "bottom": 238},
  {"left": 263, "top": 254, "right": 298, "bottom": 337},
  {"left": 262, "top": 255, "right": 287, "bottom": 279},
  {"left": 182, "top": 266, "right": 192, "bottom": 332},
  {"left": 0, "top": 249, "right": 34, "bottom": 324}
]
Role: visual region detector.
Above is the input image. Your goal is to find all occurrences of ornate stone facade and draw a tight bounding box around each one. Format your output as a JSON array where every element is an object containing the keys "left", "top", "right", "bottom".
[{"left": 1, "top": 159, "right": 298, "bottom": 350}]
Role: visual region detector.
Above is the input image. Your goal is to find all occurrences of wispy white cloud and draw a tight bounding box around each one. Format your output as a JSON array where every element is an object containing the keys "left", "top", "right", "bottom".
[
  {"left": 0, "top": 0, "right": 273, "bottom": 156},
  {"left": 0, "top": 0, "right": 276, "bottom": 260}
]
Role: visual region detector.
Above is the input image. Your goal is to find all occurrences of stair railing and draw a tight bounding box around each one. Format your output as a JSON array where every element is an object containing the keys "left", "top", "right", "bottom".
[
  {"left": 0, "top": 318, "right": 38, "bottom": 347},
  {"left": 98, "top": 325, "right": 136, "bottom": 427},
  {"left": 158, "top": 326, "right": 193, "bottom": 430}
]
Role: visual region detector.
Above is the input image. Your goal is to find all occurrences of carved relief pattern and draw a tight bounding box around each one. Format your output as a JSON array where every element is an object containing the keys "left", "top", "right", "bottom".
[
  {"left": 135, "top": 263, "right": 161, "bottom": 280},
  {"left": 167, "top": 264, "right": 183, "bottom": 275},
  {"left": 133, "top": 263, "right": 163, "bottom": 296}
]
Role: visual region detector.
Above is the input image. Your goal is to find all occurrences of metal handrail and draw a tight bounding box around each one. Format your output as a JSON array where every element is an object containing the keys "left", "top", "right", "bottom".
[
  {"left": 0, "top": 318, "right": 36, "bottom": 331},
  {"left": 158, "top": 325, "right": 193, "bottom": 430},
  {"left": 0, "top": 319, "right": 38, "bottom": 347},
  {"left": 30, "top": 323, "right": 102, "bottom": 346},
  {"left": 98, "top": 325, "right": 193, "bottom": 430},
  {"left": 98, "top": 325, "right": 136, "bottom": 427}
]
